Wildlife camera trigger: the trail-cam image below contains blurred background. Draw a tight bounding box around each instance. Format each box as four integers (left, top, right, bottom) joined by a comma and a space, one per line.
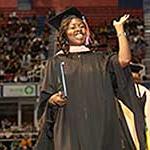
0, 0, 150, 149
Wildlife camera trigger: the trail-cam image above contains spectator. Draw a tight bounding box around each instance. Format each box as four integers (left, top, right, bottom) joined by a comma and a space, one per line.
34, 7, 145, 150
130, 63, 150, 149
0, 142, 7, 150
20, 135, 32, 150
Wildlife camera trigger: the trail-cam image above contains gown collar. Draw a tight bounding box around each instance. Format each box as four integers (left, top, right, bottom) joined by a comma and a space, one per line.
56, 45, 90, 55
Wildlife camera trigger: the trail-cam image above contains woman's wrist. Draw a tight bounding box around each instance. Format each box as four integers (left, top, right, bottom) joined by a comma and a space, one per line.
117, 32, 127, 37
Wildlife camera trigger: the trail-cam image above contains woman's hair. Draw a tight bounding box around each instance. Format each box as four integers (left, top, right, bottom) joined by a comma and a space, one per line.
56, 15, 99, 55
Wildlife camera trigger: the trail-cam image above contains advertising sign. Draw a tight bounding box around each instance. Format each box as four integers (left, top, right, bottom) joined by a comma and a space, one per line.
3, 84, 36, 97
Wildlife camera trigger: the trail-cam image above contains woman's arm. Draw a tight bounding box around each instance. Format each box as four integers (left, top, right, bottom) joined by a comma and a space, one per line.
113, 14, 131, 68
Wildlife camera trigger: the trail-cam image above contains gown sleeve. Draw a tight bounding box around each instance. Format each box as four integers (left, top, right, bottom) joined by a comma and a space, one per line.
108, 54, 146, 149
34, 58, 61, 150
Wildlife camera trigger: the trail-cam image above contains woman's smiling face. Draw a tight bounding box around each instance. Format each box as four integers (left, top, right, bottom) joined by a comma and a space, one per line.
66, 18, 87, 46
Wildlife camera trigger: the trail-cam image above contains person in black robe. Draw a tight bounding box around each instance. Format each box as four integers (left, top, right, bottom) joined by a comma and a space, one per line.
34, 7, 146, 150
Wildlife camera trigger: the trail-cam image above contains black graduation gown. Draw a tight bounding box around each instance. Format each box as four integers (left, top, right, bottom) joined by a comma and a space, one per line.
34, 51, 145, 150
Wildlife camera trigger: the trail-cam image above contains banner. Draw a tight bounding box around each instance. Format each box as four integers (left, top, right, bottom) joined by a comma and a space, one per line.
3, 84, 36, 97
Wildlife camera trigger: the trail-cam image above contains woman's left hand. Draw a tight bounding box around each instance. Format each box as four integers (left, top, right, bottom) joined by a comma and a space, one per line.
113, 14, 130, 32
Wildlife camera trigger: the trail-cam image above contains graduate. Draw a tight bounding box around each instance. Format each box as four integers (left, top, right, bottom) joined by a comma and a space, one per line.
34, 7, 146, 150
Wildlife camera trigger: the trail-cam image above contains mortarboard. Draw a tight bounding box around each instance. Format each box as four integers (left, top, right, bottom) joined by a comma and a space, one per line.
49, 7, 83, 30
130, 63, 144, 73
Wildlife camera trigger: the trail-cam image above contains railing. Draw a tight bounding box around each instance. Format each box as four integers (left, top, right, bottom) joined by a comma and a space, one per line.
0, 131, 38, 141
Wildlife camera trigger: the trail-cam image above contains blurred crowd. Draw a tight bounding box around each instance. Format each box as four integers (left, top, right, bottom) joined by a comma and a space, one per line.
0, 11, 148, 83
93, 16, 148, 63
0, 118, 37, 150
0, 134, 35, 150
0, 118, 36, 133
0, 11, 55, 83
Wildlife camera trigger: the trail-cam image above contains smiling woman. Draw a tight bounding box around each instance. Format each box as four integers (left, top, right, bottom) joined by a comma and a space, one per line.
56, 12, 98, 55
66, 18, 87, 46
34, 7, 146, 150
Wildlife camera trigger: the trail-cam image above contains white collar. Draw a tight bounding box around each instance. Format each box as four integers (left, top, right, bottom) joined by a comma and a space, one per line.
69, 45, 90, 53
56, 45, 90, 55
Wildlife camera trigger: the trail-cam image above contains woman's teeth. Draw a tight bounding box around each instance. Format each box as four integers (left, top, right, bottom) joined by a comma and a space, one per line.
75, 34, 83, 39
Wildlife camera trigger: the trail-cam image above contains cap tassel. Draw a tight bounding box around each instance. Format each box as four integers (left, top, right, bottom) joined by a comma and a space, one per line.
82, 16, 91, 45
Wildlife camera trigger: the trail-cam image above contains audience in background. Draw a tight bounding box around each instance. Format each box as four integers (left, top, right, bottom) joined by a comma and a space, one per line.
0, 118, 37, 150
0, 12, 53, 83
0, 12, 147, 83
0, 142, 7, 150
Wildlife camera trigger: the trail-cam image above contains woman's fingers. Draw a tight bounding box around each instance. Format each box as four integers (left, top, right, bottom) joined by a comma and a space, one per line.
49, 91, 68, 106
58, 91, 65, 98
120, 14, 130, 23
113, 14, 130, 25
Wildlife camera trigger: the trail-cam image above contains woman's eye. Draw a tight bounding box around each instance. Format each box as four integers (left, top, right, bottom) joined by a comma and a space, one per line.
69, 26, 75, 30
80, 25, 85, 28
80, 24, 85, 27
68, 24, 85, 30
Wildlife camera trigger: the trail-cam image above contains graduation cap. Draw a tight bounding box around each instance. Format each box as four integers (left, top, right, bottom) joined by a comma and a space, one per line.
49, 7, 83, 30
130, 63, 144, 73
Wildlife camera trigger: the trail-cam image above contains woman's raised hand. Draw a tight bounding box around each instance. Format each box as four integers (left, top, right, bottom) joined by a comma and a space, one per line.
113, 14, 130, 32
113, 14, 130, 26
